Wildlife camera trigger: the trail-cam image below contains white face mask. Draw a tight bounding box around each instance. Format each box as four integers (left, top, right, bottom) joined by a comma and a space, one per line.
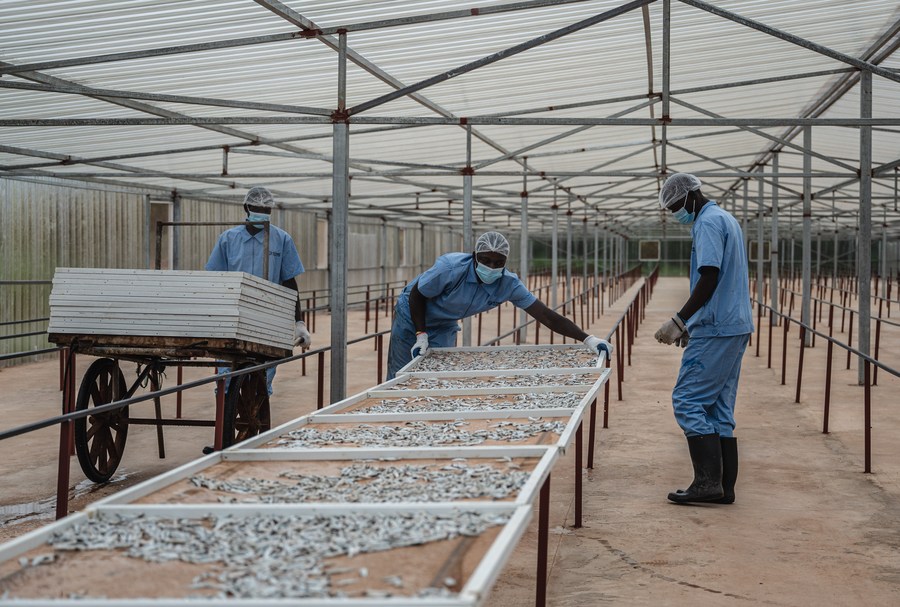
475, 262, 504, 284
672, 194, 695, 224
247, 211, 270, 224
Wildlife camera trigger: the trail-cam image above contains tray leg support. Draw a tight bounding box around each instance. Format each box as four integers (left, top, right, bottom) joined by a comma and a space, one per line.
536, 473, 551, 607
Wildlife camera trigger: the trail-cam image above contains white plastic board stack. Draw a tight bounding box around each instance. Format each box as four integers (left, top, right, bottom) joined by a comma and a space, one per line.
48, 268, 295, 350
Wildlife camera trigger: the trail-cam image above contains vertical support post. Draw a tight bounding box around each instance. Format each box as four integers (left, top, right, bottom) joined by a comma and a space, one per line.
864, 360, 872, 473
330, 30, 350, 403
742, 178, 749, 256
603, 229, 609, 311
376, 334, 384, 385
566, 201, 573, 306
176, 365, 183, 419
795, 326, 806, 403
770, 153, 780, 324
171, 193, 182, 271
661, 0, 670, 173
603, 354, 611, 428
823, 306, 834, 433
587, 397, 597, 469
462, 126, 474, 346
801, 126, 812, 346
551, 191, 559, 310
858, 70, 872, 385
213, 378, 226, 451
536, 474, 551, 607
519, 165, 529, 343
380, 219, 387, 299
593, 224, 599, 320
757, 169, 765, 305
55, 352, 76, 520
574, 423, 583, 529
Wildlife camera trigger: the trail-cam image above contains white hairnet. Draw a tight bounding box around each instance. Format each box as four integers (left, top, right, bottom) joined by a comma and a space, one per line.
475, 231, 510, 257
659, 173, 702, 209
244, 186, 275, 209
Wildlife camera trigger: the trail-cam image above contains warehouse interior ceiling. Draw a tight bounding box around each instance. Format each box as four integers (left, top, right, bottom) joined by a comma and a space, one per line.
1, 0, 899, 239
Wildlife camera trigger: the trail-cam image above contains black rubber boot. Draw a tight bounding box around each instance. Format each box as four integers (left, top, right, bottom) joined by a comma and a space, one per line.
710, 437, 738, 504
667, 433, 724, 504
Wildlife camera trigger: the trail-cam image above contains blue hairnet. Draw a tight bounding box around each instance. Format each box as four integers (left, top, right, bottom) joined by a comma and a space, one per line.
659, 173, 702, 209
244, 186, 275, 209
475, 231, 510, 257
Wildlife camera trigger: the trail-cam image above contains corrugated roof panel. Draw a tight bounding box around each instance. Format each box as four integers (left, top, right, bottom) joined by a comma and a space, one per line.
0, 0, 897, 232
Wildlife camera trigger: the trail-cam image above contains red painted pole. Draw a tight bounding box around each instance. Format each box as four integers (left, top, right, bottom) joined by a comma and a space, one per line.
574, 423, 583, 529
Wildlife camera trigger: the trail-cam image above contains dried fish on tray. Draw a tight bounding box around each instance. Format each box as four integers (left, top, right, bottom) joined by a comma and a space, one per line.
401, 345, 601, 374
0, 506, 524, 601
185, 461, 531, 504
272, 419, 568, 450
385, 372, 596, 391
346, 392, 585, 415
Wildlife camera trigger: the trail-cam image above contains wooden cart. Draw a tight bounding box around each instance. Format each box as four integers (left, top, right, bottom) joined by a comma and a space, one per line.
49, 333, 291, 483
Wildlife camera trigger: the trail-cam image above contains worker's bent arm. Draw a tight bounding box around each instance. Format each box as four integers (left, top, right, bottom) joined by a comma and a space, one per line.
408, 282, 428, 333
524, 300, 588, 342
281, 276, 303, 322
677, 266, 719, 321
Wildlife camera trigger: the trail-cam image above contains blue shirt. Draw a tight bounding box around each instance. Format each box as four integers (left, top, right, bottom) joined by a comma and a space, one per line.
205, 223, 304, 283
398, 252, 537, 330
688, 201, 753, 337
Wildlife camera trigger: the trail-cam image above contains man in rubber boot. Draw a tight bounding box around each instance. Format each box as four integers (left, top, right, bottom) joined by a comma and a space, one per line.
654, 173, 752, 505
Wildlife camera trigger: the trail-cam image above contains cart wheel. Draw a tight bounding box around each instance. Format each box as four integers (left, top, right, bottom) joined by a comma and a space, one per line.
74, 358, 129, 483
222, 369, 270, 448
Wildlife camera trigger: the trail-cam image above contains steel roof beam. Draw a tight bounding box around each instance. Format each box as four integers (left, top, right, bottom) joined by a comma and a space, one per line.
0, 80, 331, 116
0, 0, 596, 75
347, 0, 654, 116
7, 116, 899, 127
678, 0, 900, 84
669, 97, 860, 172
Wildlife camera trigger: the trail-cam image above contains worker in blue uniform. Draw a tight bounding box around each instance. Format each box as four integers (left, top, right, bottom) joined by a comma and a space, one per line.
206, 186, 310, 396
655, 173, 753, 505
387, 231, 613, 379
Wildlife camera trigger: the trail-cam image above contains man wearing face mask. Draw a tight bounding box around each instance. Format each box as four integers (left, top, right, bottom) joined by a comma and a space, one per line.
655, 173, 752, 505
386, 231, 612, 379
206, 186, 310, 397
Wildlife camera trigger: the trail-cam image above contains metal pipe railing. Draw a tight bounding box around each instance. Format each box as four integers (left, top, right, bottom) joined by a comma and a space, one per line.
751, 297, 899, 474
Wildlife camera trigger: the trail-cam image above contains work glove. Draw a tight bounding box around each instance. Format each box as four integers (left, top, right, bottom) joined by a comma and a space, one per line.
675, 330, 690, 348
583, 335, 613, 357
293, 320, 311, 348
411, 331, 430, 359
655, 314, 686, 345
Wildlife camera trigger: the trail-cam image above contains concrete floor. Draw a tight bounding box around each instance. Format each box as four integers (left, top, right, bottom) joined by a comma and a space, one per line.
2, 276, 899, 605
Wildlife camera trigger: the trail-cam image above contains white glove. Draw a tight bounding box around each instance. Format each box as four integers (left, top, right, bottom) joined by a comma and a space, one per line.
411, 332, 430, 359
655, 315, 686, 345
293, 321, 311, 348
676, 331, 690, 348
583, 335, 613, 357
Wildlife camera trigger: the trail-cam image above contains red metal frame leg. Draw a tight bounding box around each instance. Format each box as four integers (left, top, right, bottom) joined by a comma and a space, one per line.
536, 474, 551, 607
214, 378, 226, 451
575, 423, 583, 528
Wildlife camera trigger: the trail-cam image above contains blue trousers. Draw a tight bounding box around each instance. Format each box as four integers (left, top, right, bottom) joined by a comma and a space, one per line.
386, 309, 458, 380
672, 334, 749, 437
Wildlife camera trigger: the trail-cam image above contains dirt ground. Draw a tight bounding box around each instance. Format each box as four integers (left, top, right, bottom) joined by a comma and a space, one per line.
2, 276, 899, 605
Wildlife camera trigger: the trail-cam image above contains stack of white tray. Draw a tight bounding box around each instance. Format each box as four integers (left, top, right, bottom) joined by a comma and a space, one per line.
48, 268, 295, 350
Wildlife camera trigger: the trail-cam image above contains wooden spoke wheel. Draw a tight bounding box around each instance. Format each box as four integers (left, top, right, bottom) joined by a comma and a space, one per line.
74, 358, 129, 483
222, 368, 271, 448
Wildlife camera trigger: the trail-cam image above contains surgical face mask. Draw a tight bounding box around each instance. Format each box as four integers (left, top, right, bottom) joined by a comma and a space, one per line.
475, 262, 504, 284
672, 194, 695, 224
247, 212, 270, 224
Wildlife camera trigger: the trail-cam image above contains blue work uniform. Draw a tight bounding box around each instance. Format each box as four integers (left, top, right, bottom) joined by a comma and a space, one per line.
672, 201, 753, 437
206, 223, 304, 395
386, 253, 537, 379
